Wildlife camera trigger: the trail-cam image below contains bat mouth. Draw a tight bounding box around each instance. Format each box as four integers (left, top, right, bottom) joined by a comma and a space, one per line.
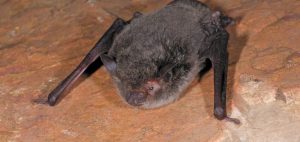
125, 92, 147, 106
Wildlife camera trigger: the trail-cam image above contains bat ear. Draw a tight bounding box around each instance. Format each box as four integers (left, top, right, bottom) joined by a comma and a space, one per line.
101, 54, 117, 74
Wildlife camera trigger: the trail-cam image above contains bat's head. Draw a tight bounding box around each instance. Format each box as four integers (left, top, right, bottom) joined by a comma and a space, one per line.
101, 53, 190, 109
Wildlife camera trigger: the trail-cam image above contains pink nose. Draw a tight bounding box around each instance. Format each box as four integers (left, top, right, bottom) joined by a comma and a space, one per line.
126, 92, 146, 106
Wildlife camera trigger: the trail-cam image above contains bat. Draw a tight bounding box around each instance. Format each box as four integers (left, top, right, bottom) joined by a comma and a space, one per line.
47, 0, 240, 124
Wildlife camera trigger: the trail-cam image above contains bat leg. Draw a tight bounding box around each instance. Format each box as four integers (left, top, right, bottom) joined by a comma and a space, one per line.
47, 18, 127, 106
209, 32, 240, 124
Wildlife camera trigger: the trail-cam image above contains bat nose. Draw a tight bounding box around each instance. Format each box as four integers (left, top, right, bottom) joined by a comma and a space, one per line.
126, 92, 146, 106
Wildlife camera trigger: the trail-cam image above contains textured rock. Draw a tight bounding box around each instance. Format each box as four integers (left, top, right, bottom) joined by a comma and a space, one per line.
0, 0, 299, 142
222, 0, 300, 141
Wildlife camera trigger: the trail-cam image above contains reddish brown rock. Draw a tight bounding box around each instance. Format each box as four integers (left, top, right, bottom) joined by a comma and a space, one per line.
224, 0, 300, 141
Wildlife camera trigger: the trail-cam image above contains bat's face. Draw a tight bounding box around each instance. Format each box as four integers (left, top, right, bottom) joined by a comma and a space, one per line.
101, 54, 186, 109
114, 77, 164, 108
112, 63, 174, 109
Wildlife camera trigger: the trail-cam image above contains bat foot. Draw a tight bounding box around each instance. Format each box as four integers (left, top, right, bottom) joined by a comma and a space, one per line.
214, 107, 241, 125
224, 117, 241, 125
32, 98, 48, 105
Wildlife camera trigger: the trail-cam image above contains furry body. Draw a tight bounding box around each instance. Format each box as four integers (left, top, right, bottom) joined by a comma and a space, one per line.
110, 0, 223, 108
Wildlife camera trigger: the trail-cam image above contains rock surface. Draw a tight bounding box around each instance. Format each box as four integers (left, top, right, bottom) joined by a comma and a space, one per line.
0, 0, 299, 142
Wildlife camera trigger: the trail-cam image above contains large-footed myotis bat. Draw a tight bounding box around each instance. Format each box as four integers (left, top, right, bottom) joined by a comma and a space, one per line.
47, 0, 239, 124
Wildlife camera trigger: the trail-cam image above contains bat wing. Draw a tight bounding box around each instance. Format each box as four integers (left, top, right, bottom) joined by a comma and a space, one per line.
47, 18, 127, 106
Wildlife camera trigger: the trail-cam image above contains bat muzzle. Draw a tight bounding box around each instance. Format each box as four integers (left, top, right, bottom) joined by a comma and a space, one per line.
126, 91, 147, 106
